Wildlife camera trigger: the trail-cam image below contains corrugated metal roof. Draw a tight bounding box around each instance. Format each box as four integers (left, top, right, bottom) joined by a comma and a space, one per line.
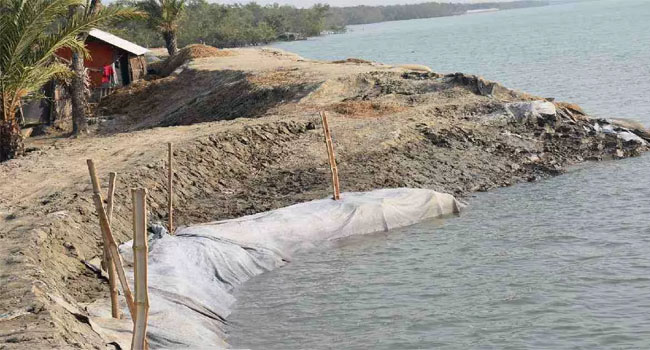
88, 28, 148, 56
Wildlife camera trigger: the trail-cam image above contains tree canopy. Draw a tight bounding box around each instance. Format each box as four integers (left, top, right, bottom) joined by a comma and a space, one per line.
110, 0, 335, 48
138, 0, 186, 54
108, 1, 547, 49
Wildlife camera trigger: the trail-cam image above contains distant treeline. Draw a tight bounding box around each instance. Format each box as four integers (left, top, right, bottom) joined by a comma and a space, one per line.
109, 0, 548, 49
328, 1, 549, 26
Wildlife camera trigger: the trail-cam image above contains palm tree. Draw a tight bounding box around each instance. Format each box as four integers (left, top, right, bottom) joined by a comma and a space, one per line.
0, 0, 139, 161
139, 0, 186, 56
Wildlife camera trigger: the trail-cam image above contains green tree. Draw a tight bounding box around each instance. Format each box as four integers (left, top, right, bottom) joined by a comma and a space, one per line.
109, 2, 337, 49
139, 0, 186, 55
0, 0, 138, 161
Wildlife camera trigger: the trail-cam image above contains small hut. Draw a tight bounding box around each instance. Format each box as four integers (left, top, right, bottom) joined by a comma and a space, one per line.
56, 28, 149, 98
22, 29, 148, 125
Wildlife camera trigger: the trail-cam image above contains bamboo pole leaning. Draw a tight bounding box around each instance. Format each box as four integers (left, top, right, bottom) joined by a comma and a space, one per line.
87, 160, 136, 320
105, 172, 121, 319
167, 142, 174, 234
320, 111, 341, 200
131, 188, 150, 350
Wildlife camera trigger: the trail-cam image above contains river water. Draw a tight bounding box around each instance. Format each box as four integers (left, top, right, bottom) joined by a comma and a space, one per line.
228, 1, 650, 349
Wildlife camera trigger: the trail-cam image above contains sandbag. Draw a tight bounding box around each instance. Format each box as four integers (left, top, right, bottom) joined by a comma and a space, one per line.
87, 188, 462, 349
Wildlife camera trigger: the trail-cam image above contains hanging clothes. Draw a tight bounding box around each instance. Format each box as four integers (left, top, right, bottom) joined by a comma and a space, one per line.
101, 65, 113, 83
111, 62, 119, 87
101, 65, 114, 87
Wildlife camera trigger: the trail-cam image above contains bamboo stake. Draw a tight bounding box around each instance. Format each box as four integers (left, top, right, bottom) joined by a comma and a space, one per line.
320, 112, 341, 200
131, 188, 149, 350
106, 172, 117, 220
105, 172, 121, 319
93, 193, 135, 318
87, 160, 136, 320
167, 142, 174, 234
92, 193, 136, 319
87, 159, 102, 194
88, 162, 121, 318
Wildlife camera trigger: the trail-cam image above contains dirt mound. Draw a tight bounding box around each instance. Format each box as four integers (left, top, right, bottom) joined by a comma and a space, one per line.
98, 69, 319, 133
97, 66, 545, 135
152, 44, 235, 76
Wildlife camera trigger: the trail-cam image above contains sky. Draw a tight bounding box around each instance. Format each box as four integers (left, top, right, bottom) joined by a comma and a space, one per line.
216, 0, 504, 7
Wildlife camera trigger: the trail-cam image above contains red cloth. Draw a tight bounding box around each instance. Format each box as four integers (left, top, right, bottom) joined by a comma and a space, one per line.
102, 65, 114, 84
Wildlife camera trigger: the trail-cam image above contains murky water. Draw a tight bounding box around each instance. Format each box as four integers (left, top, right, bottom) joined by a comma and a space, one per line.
229, 158, 650, 349
228, 1, 650, 348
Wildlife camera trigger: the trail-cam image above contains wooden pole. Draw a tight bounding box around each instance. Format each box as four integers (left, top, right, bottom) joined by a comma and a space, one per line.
87, 159, 102, 194
106, 172, 117, 220
320, 112, 341, 200
105, 172, 121, 319
88, 161, 121, 319
87, 160, 136, 320
131, 188, 149, 350
167, 142, 174, 234
92, 194, 136, 320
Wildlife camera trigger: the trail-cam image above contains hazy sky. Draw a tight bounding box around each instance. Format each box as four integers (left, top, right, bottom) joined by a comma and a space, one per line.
216, 0, 494, 7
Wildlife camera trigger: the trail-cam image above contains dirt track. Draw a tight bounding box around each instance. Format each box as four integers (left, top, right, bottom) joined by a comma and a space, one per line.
1, 48, 648, 349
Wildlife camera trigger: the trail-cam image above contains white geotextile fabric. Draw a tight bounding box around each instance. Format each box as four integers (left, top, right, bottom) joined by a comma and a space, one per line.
87, 188, 462, 349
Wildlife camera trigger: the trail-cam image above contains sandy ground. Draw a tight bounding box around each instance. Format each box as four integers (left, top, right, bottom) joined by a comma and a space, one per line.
1, 48, 648, 349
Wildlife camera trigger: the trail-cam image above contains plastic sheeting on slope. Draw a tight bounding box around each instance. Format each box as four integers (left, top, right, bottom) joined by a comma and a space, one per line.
86, 188, 463, 349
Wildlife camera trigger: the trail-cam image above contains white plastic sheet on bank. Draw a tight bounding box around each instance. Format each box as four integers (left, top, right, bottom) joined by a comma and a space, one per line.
86, 188, 463, 349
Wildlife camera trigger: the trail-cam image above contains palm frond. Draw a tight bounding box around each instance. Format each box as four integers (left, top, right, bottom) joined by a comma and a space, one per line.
138, 0, 185, 32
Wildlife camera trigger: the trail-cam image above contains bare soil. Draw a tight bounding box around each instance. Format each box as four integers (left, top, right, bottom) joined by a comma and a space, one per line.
1, 48, 648, 349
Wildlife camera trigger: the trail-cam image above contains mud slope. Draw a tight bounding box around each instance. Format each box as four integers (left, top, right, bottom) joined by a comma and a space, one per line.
1, 48, 648, 349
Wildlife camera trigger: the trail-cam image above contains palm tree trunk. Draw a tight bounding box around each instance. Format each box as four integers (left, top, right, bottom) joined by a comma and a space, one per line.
71, 51, 88, 135
0, 106, 23, 162
70, 0, 101, 136
163, 31, 178, 56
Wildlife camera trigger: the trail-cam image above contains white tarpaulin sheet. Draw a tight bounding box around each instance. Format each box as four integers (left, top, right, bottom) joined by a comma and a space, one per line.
86, 188, 462, 349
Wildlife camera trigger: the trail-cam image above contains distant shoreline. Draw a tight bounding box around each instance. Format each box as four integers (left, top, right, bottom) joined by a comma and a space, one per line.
466, 8, 500, 15
326, 1, 549, 28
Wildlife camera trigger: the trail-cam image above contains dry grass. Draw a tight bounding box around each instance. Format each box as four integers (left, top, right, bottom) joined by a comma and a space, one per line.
555, 101, 586, 115
154, 44, 235, 76
248, 70, 304, 87
331, 100, 407, 118
148, 47, 170, 58
332, 58, 374, 65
